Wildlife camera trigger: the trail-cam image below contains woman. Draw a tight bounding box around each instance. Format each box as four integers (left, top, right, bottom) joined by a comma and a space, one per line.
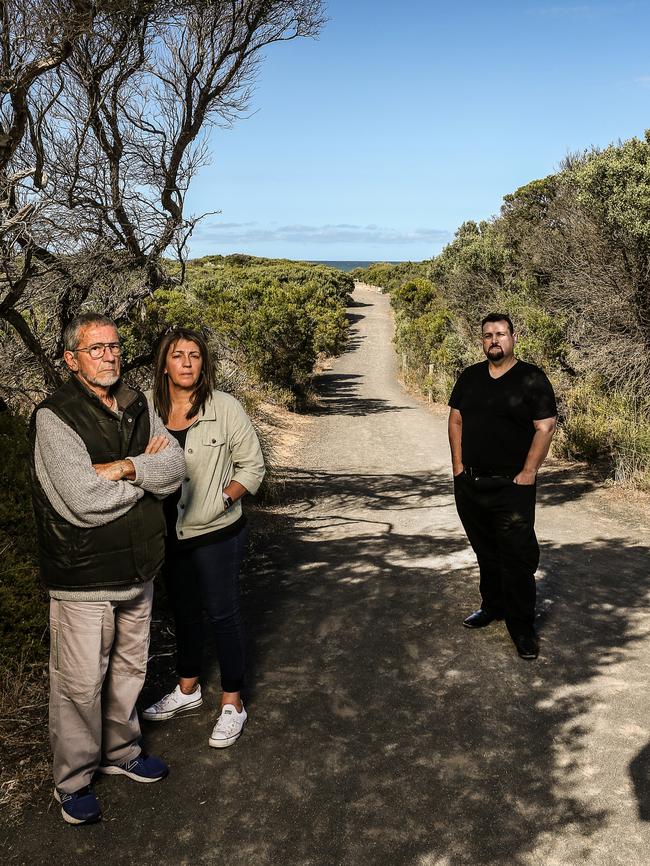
143, 328, 265, 748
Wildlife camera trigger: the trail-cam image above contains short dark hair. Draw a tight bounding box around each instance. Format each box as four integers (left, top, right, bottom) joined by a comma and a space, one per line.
481, 312, 514, 334
63, 313, 117, 351
152, 327, 217, 424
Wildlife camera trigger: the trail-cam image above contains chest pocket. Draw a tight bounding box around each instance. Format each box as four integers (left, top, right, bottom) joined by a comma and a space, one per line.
201, 432, 226, 449
197, 431, 230, 489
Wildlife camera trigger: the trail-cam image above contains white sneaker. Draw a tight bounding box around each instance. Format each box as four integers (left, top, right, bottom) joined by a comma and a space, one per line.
208, 703, 247, 748
142, 684, 203, 721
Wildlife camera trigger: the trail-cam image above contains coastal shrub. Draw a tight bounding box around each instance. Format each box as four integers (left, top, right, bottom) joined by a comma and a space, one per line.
117, 256, 350, 399
203, 280, 336, 391
429, 221, 512, 325
186, 255, 354, 305
391, 278, 440, 318
153, 269, 349, 394
350, 261, 431, 293
395, 309, 452, 369
394, 308, 469, 401
558, 382, 650, 488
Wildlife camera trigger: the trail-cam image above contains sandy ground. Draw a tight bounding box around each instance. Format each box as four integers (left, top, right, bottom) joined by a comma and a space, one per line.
4, 283, 650, 866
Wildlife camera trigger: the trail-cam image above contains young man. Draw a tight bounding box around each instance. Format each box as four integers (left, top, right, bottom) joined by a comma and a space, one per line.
448, 313, 557, 659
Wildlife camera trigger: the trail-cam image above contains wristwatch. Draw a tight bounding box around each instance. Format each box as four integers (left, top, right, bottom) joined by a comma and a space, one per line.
222, 493, 233, 510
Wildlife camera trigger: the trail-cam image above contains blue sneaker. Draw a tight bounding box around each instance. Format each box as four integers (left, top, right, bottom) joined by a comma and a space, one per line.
97, 753, 169, 783
54, 785, 102, 825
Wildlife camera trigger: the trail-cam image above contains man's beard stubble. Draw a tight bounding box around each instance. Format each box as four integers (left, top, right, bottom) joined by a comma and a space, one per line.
81, 369, 120, 388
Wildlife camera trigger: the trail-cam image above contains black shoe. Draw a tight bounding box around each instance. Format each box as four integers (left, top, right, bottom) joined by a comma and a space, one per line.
513, 633, 539, 660
462, 609, 502, 629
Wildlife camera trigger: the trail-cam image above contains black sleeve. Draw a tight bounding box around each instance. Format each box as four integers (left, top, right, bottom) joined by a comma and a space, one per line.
529, 369, 557, 420
448, 372, 464, 409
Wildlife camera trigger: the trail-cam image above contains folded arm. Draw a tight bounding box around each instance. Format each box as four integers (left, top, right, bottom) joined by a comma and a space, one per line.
34, 409, 144, 528
97, 402, 185, 498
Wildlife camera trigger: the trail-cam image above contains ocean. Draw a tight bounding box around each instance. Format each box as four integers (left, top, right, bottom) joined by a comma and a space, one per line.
308, 260, 403, 272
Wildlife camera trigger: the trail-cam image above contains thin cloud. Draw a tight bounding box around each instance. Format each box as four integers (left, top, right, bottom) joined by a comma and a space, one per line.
634, 75, 650, 89
194, 221, 452, 246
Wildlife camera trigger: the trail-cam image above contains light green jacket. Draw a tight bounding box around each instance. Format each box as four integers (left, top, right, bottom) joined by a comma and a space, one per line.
147, 389, 265, 541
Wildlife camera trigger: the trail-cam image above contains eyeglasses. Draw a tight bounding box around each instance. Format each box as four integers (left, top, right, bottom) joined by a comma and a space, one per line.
73, 343, 122, 360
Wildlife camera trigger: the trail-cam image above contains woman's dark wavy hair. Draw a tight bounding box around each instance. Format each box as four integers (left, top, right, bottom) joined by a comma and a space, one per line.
153, 328, 217, 424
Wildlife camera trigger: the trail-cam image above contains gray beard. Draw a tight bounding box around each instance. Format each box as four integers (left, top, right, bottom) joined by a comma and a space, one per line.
81, 371, 120, 388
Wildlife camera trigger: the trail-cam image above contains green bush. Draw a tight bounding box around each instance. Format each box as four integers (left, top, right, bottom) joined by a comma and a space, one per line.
396, 309, 452, 368
558, 382, 650, 488
350, 261, 431, 293
394, 306, 471, 402
186, 255, 354, 305
391, 278, 440, 318
148, 257, 350, 395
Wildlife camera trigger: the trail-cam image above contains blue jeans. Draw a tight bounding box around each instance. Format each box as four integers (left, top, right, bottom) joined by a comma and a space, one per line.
163, 526, 248, 693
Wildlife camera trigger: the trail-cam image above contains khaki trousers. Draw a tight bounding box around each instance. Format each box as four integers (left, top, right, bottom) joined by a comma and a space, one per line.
49, 582, 153, 793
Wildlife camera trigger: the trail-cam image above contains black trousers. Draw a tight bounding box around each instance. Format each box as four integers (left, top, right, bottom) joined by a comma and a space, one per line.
453, 472, 539, 635
163, 525, 248, 693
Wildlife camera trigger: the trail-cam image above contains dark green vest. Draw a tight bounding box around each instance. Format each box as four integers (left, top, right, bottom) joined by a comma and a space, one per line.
29, 376, 165, 591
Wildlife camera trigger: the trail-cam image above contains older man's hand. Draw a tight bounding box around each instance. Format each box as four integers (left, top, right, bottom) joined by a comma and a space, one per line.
93, 459, 134, 481
92, 437, 170, 481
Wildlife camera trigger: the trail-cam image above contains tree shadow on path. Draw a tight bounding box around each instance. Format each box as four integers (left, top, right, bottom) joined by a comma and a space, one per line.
227, 467, 650, 866
10, 472, 650, 866
312, 373, 416, 417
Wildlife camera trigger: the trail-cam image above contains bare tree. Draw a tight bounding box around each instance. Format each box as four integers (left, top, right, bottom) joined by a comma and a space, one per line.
0, 0, 324, 398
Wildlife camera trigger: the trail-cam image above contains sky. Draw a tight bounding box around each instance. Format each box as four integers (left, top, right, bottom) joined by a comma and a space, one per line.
186, 0, 650, 262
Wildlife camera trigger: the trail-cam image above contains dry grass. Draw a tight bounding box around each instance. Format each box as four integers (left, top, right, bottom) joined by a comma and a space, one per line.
0, 653, 49, 822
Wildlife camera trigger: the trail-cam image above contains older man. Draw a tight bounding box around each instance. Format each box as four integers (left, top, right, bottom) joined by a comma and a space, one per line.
448, 313, 557, 660
29, 312, 185, 825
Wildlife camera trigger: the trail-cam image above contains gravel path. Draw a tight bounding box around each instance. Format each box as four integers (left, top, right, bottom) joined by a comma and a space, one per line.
5, 283, 650, 866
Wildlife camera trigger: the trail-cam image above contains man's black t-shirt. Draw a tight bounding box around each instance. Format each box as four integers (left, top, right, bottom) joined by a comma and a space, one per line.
448, 360, 557, 474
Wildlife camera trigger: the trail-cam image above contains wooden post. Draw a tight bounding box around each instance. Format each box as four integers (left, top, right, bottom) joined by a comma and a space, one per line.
428, 363, 434, 402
